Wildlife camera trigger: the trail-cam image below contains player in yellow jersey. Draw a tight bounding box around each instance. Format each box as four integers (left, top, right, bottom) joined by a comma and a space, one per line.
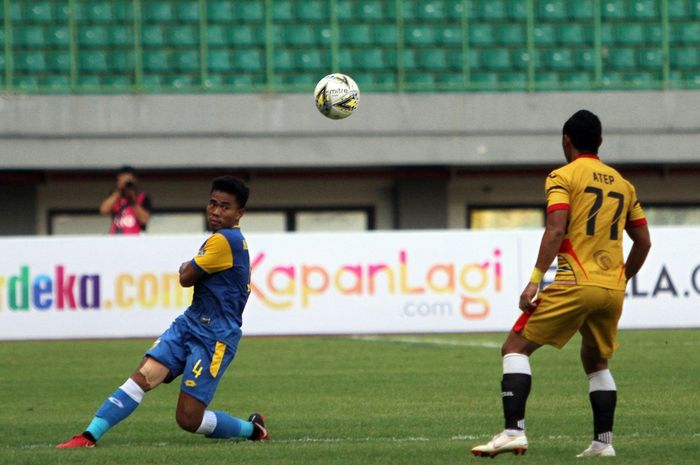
472, 110, 651, 458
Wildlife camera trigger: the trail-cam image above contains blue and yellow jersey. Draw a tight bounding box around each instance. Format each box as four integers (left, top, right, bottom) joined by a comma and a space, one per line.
545, 154, 647, 290
184, 227, 250, 343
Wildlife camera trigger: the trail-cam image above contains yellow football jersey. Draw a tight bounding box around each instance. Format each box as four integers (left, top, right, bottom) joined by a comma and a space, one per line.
545, 154, 647, 290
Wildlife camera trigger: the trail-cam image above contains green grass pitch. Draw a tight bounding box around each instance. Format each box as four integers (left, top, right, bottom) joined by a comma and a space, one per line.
1, 329, 698, 465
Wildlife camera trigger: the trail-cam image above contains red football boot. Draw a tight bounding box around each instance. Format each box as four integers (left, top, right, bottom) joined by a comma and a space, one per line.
56, 434, 96, 449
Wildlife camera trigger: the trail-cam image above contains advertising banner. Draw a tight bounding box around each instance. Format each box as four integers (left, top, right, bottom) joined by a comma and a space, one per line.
0, 227, 698, 340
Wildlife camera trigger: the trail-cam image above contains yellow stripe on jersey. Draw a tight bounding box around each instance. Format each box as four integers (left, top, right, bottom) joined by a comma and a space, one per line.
210, 341, 227, 378
194, 233, 233, 274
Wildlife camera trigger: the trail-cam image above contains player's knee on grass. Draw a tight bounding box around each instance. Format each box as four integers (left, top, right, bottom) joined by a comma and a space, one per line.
175, 405, 204, 433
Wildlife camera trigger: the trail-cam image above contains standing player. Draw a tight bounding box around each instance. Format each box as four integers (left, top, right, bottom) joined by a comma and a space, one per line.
471, 110, 651, 458
57, 176, 269, 448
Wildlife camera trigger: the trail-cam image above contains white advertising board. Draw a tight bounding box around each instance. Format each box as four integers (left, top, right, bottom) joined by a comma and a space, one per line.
0, 227, 698, 340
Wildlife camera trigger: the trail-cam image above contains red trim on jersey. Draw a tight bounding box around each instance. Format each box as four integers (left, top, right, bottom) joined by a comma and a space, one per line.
575, 153, 599, 160
626, 218, 648, 228
512, 299, 540, 333
547, 203, 570, 213
559, 238, 589, 279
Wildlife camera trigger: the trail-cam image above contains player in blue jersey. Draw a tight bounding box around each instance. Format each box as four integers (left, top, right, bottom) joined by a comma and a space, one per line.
57, 176, 269, 448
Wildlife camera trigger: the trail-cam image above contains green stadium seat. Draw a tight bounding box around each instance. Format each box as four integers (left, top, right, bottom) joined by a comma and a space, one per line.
173, 50, 200, 71
447, 49, 477, 69
337, 49, 353, 68
563, 72, 592, 84
206, 25, 226, 46
232, 49, 263, 71
371, 72, 397, 85
602, 0, 626, 19
14, 27, 45, 47
575, 48, 597, 69
336, 0, 353, 20
24, 1, 52, 22
43, 75, 71, 88
684, 72, 700, 87
535, 72, 560, 86
481, 49, 511, 70
400, 49, 417, 69
342, 24, 372, 45
228, 25, 263, 46
78, 75, 101, 86
405, 26, 436, 46
600, 23, 614, 44
629, 0, 658, 19
143, 2, 174, 22
175, 1, 199, 21
108, 26, 132, 46
400, 1, 416, 20
167, 25, 198, 46
668, 0, 687, 18
615, 23, 644, 45
142, 25, 165, 46
607, 48, 636, 69
439, 25, 462, 45
203, 74, 224, 87
355, 48, 385, 69
638, 48, 664, 68
142, 50, 169, 71
164, 75, 194, 88
78, 26, 109, 47
478, 1, 506, 20
676, 23, 700, 44
558, 24, 590, 44
272, 1, 294, 21
437, 72, 464, 86
512, 49, 531, 69
228, 74, 264, 87
15, 52, 46, 72
47, 26, 70, 47
296, 49, 326, 70
416, 1, 446, 20
569, 0, 594, 19
471, 72, 499, 86
13, 76, 40, 89
235, 1, 264, 21
417, 49, 448, 70
469, 24, 494, 46
624, 72, 657, 88
46, 51, 71, 72
670, 47, 699, 68
499, 23, 525, 45
357, 0, 386, 20
373, 24, 397, 45
207, 49, 230, 71
272, 50, 293, 71
79, 51, 108, 72
109, 51, 134, 72
508, 0, 528, 20
533, 24, 556, 45
538, 0, 566, 20
317, 26, 332, 45
86, 2, 114, 22
500, 72, 528, 87
207, 1, 233, 22
447, 0, 472, 19
103, 75, 133, 87
645, 24, 662, 43
113, 1, 134, 20
283, 73, 317, 86
281, 25, 316, 45
405, 72, 435, 86
543, 49, 574, 69
141, 75, 163, 87
297, 1, 327, 21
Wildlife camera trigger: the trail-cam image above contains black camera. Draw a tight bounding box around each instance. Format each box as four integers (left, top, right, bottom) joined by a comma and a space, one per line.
124, 180, 135, 189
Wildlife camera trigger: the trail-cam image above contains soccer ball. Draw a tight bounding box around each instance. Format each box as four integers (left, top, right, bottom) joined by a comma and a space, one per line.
314, 73, 360, 120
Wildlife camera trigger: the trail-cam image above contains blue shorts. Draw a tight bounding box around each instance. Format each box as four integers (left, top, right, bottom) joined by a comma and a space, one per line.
145, 314, 241, 406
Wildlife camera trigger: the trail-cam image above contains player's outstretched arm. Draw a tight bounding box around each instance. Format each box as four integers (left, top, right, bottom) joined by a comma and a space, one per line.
624, 224, 651, 281
179, 261, 203, 287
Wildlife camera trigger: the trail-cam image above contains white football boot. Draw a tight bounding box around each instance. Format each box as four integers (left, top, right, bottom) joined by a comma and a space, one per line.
576, 440, 616, 457
472, 431, 528, 457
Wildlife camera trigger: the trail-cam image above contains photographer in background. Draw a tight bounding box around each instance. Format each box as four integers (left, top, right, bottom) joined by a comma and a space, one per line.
100, 165, 152, 234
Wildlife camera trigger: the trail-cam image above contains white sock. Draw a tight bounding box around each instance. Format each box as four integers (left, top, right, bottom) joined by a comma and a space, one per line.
195, 410, 218, 435
588, 369, 616, 392
120, 378, 145, 403
503, 353, 531, 375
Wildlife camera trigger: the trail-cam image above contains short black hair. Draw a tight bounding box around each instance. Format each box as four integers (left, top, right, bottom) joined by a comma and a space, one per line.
211, 176, 249, 208
118, 165, 136, 176
563, 109, 602, 153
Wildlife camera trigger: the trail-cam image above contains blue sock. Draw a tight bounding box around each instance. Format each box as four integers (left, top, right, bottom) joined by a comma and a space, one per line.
85, 380, 143, 441
206, 411, 254, 439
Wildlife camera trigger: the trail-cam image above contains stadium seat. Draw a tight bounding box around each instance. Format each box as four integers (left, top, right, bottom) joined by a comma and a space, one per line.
235, 1, 264, 21
297, 1, 327, 21
24, 1, 52, 22
47, 26, 70, 47
103, 75, 132, 87
558, 24, 590, 45
272, 1, 294, 21
512, 49, 531, 69
470, 72, 499, 86
86, 2, 114, 22
113, 1, 134, 20
533, 24, 556, 45
175, 1, 199, 22
645, 24, 662, 43
79, 51, 108, 73
447, 49, 476, 69
207, 1, 234, 22
281, 25, 316, 46
615, 23, 645, 45
78, 26, 109, 47
602, 0, 626, 19
535, 72, 560, 86
562, 71, 593, 86
78, 75, 102, 86
405, 26, 436, 46
15, 51, 46, 72
342, 24, 372, 45
638, 48, 664, 68
676, 23, 700, 44
400, 1, 416, 20
13, 76, 40, 89
538, 0, 567, 20
43, 75, 71, 88
371, 72, 397, 85
142, 50, 169, 71
481, 49, 512, 70
143, 2, 174, 22
416, 1, 446, 20
14, 26, 45, 48
447, 0, 471, 19
164, 74, 194, 88
405, 72, 435, 86
417, 49, 448, 70
373, 24, 397, 45
206, 25, 226, 46
172, 50, 200, 72
232, 50, 264, 71
670, 47, 699, 68
141, 75, 163, 87
508, 0, 528, 20
469, 24, 494, 46
629, 0, 658, 19
569, 0, 594, 19
296, 49, 326, 70
478, 1, 506, 20
109, 51, 135, 72
499, 23, 525, 45
108, 26, 132, 46
142, 25, 165, 46
668, 0, 687, 18
439, 25, 462, 45
46, 51, 71, 72
272, 50, 294, 71
575, 48, 597, 69
607, 48, 637, 69
357, 0, 386, 20
167, 25, 198, 46
624, 72, 657, 88
207, 49, 230, 71
543, 49, 574, 69
355, 48, 386, 69
228, 25, 263, 46
600, 23, 614, 45
691, 1, 700, 19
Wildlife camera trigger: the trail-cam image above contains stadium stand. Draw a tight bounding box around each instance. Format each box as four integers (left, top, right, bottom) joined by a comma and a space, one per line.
1, 0, 699, 92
